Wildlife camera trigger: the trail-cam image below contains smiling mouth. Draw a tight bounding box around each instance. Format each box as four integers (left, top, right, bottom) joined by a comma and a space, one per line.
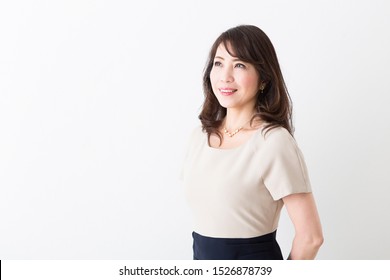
219, 88, 237, 96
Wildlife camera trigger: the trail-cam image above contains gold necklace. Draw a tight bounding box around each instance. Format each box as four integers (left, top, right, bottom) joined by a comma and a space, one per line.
224, 127, 242, 137
223, 118, 253, 137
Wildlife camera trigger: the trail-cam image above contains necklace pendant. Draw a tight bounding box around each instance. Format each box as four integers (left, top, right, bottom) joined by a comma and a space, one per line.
223, 116, 254, 138
224, 127, 242, 137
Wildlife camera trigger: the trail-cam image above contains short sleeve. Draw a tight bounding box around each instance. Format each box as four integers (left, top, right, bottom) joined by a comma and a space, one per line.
260, 127, 312, 200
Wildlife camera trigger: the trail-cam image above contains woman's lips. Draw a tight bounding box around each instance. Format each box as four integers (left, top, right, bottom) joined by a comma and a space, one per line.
219, 88, 237, 96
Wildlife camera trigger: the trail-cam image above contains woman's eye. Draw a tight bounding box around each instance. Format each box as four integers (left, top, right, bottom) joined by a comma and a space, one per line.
214, 61, 222, 67
235, 63, 246, 69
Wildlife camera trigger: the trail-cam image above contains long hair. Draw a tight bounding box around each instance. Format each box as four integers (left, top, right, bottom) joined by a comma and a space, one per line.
199, 25, 293, 146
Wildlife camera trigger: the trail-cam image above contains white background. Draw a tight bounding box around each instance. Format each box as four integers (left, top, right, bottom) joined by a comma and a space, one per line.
0, 0, 389, 259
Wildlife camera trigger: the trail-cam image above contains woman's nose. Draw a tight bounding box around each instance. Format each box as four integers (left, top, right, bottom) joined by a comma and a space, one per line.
220, 67, 234, 83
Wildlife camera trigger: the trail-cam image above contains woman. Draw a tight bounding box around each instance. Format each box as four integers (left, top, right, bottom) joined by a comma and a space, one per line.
181, 25, 323, 260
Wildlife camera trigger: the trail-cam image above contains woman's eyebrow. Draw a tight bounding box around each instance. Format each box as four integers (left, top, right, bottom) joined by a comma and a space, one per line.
214, 56, 241, 62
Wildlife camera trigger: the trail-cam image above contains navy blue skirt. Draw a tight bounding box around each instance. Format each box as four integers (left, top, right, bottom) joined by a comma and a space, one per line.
192, 230, 283, 260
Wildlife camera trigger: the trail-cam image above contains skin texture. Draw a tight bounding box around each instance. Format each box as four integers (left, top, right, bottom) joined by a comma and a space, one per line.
210, 43, 324, 259
283, 193, 324, 259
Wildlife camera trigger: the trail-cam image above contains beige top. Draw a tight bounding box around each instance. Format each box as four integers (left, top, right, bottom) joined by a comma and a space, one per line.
181, 125, 312, 238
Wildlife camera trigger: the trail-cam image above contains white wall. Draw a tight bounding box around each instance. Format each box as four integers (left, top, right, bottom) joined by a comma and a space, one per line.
0, 0, 389, 259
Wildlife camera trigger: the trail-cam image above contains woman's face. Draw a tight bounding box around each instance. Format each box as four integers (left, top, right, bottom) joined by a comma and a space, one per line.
210, 43, 260, 111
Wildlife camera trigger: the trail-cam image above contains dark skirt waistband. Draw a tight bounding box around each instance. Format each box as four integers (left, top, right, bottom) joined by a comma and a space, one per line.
192, 230, 283, 260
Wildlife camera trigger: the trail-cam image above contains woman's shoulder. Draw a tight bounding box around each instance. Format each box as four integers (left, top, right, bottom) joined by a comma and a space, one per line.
190, 124, 204, 138
256, 125, 297, 151
261, 125, 293, 141
185, 124, 205, 147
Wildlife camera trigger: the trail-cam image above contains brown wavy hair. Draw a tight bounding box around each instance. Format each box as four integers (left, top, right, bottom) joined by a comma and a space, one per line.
199, 25, 293, 146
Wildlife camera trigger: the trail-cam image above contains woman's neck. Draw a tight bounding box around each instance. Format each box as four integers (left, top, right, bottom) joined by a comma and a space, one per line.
223, 109, 259, 131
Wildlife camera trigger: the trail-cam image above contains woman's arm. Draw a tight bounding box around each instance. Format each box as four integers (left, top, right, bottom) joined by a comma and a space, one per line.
282, 192, 324, 260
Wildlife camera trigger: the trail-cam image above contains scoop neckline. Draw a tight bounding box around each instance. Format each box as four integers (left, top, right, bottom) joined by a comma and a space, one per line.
205, 125, 264, 151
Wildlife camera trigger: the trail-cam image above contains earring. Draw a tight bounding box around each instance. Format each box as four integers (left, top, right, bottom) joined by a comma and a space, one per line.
260, 84, 265, 94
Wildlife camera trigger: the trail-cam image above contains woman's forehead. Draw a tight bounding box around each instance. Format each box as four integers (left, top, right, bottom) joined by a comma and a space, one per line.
215, 41, 238, 58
